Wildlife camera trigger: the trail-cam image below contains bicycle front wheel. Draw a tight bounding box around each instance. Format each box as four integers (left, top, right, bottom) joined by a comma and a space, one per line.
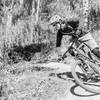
71, 60, 100, 94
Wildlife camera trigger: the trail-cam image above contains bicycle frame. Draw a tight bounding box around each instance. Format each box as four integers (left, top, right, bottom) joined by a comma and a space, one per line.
60, 33, 100, 76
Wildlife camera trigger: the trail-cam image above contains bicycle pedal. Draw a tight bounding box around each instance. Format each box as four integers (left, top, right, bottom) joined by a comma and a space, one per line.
57, 58, 62, 62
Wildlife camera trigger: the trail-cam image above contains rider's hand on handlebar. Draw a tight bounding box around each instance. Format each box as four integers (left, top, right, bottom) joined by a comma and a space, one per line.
75, 29, 82, 36
57, 54, 67, 62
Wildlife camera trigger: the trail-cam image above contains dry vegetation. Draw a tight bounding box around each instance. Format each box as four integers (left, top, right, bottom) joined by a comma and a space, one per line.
0, 0, 100, 62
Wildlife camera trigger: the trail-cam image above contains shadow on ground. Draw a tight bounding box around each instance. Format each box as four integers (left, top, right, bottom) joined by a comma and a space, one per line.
50, 72, 100, 97
7, 42, 53, 64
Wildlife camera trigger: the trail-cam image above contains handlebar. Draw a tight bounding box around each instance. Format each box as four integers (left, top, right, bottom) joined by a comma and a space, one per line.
65, 30, 76, 35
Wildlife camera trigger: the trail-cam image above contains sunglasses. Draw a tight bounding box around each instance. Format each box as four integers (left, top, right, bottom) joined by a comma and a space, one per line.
52, 22, 60, 26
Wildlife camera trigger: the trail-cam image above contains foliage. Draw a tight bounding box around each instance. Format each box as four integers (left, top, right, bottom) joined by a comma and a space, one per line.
0, 0, 100, 63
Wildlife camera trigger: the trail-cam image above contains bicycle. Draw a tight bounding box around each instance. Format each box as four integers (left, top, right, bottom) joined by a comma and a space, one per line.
55, 30, 100, 94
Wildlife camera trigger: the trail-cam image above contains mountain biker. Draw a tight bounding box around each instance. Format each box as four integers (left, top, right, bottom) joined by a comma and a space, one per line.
49, 15, 100, 59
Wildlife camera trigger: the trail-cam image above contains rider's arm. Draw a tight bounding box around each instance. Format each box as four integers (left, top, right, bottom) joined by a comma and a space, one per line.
56, 30, 63, 47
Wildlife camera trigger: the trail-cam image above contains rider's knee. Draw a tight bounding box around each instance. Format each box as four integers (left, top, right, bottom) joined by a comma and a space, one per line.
92, 47, 100, 58
92, 47, 99, 53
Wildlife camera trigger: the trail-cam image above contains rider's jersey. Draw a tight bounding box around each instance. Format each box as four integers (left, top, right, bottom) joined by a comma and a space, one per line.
56, 20, 81, 47
56, 20, 98, 51
59, 20, 79, 34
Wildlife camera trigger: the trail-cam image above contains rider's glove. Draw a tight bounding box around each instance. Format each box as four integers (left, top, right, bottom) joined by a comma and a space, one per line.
75, 29, 82, 37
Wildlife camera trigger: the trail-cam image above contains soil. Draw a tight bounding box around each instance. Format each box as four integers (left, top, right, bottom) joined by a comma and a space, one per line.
0, 61, 69, 100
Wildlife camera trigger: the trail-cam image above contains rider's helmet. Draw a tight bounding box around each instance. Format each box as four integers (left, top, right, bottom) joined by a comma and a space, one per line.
49, 15, 62, 25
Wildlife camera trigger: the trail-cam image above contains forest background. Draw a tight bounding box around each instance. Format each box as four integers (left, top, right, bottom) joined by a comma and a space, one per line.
1, 1, 100, 100
0, 0, 100, 64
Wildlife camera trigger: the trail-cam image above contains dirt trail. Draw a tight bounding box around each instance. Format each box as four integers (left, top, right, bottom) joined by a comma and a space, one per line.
0, 62, 69, 100
36, 61, 100, 100
0, 61, 100, 100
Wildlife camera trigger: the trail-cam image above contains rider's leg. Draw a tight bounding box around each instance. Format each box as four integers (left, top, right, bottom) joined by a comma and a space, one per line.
78, 33, 99, 50
78, 33, 100, 59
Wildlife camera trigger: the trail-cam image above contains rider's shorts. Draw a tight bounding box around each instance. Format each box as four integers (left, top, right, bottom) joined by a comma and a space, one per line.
78, 33, 99, 50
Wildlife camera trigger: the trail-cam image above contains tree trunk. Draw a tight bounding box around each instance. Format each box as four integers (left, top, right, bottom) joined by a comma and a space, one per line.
5, 11, 12, 45
35, 0, 40, 24
20, 0, 24, 7
82, 0, 89, 31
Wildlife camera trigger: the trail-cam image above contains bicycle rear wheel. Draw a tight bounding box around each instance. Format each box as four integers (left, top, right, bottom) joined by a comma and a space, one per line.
71, 60, 100, 94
